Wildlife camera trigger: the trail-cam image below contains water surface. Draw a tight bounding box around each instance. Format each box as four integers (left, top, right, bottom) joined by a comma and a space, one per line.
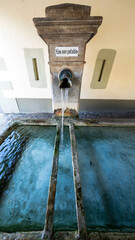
53, 127, 77, 231
75, 126, 135, 231
0, 126, 56, 232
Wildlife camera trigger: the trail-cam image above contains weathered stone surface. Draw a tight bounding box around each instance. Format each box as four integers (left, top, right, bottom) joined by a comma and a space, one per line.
69, 124, 87, 239
54, 108, 78, 117
43, 125, 60, 240
1, 232, 135, 240
50, 62, 84, 115
45, 3, 91, 20
0, 231, 43, 240
99, 232, 135, 240
33, 4, 103, 114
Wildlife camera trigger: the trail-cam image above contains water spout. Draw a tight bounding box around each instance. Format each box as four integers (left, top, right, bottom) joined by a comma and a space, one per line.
58, 69, 72, 89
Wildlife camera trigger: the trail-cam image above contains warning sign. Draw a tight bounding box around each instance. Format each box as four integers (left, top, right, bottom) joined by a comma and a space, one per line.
55, 47, 79, 57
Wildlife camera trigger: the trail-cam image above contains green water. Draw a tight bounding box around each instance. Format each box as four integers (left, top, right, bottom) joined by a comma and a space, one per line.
2, 124, 134, 233
0, 126, 56, 232
75, 126, 135, 232
53, 127, 77, 231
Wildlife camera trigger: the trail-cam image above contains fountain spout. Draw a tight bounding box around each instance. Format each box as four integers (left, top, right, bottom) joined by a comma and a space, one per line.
58, 69, 72, 89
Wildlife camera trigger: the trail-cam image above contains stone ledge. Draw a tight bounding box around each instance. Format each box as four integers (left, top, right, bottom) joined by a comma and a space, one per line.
1, 232, 135, 240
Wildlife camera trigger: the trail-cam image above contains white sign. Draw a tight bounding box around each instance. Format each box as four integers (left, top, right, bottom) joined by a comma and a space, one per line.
55, 47, 79, 57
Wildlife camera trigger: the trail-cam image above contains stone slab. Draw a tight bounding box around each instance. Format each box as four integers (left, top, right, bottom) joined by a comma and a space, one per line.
45, 3, 91, 20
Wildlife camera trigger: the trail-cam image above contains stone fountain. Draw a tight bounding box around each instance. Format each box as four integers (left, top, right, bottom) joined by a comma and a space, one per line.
33, 3, 103, 116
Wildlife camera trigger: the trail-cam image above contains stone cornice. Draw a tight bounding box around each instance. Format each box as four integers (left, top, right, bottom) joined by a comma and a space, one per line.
33, 17, 103, 43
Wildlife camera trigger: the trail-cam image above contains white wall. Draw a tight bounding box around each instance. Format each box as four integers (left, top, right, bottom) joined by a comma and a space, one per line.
0, 0, 135, 112
0, 0, 51, 101
82, 0, 135, 100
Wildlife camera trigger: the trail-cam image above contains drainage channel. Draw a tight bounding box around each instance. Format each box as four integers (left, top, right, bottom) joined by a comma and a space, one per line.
42, 123, 87, 240
69, 124, 87, 240
42, 124, 60, 239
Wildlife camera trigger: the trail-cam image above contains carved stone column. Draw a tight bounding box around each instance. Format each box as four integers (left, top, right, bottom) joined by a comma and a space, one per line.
33, 3, 103, 116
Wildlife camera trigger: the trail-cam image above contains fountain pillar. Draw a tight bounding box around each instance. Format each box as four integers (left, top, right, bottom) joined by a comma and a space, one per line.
33, 3, 103, 116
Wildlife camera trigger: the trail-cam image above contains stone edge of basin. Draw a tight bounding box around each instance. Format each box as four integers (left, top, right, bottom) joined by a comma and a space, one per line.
1, 232, 135, 240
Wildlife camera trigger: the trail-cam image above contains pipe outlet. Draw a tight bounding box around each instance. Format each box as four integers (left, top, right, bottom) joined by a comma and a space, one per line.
58, 68, 72, 89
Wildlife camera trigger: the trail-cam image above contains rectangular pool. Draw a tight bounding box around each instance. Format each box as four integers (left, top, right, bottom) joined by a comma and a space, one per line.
75, 126, 135, 231
0, 125, 56, 232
